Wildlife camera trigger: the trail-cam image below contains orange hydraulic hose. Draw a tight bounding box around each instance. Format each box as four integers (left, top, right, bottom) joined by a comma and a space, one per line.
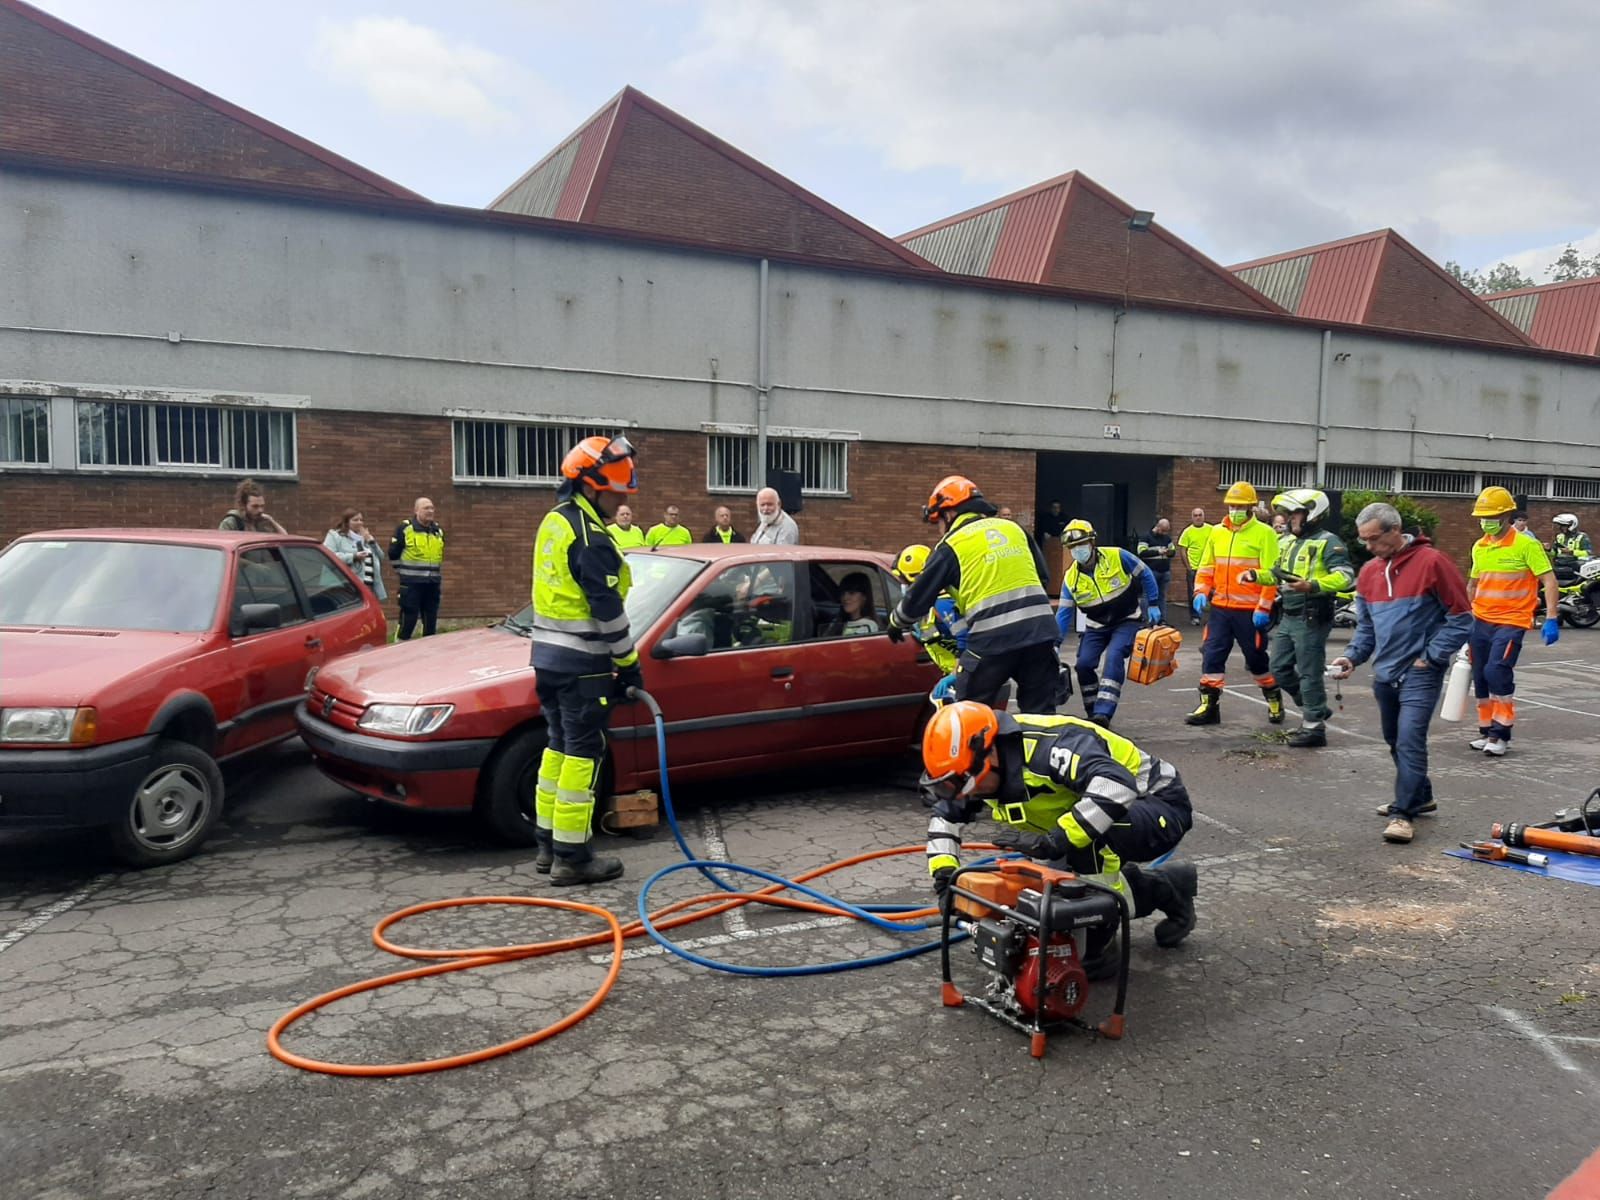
268, 843, 979, 1077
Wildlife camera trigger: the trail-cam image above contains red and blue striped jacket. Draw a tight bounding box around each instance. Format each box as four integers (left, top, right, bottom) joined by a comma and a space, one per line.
1346, 535, 1471, 684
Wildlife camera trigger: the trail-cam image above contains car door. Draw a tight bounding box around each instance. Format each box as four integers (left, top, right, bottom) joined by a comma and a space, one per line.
279, 543, 384, 661
636, 560, 812, 780
219, 546, 317, 756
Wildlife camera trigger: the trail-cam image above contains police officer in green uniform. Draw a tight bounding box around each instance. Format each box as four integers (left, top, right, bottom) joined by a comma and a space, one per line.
530, 436, 642, 885
388, 497, 444, 640
920, 700, 1199, 976
1259, 489, 1355, 747
889, 476, 1058, 712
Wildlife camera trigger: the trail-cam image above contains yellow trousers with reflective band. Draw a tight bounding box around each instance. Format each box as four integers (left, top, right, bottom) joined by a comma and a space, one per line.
536, 748, 600, 846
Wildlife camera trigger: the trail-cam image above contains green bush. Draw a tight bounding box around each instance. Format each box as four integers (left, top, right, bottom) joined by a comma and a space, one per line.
1340, 491, 1441, 568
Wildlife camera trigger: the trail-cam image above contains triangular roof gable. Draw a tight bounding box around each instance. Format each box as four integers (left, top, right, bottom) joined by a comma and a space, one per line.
490, 87, 934, 271
1485, 277, 1600, 356
1232, 229, 1534, 346
0, 0, 421, 200
898, 171, 1283, 314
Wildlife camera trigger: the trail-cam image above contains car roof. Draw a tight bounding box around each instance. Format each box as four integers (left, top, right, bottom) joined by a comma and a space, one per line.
12, 528, 322, 548
626, 543, 894, 567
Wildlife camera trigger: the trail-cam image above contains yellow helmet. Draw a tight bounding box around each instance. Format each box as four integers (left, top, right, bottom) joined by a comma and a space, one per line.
1224, 481, 1258, 506
894, 544, 931, 583
1472, 485, 1516, 518
1062, 519, 1096, 546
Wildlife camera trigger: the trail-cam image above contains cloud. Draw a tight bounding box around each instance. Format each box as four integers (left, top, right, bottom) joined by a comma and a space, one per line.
1492, 229, 1600, 282
313, 16, 523, 131
670, 0, 1600, 264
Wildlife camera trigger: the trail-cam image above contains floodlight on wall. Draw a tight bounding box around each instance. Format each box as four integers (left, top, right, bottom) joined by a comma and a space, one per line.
1128, 210, 1155, 230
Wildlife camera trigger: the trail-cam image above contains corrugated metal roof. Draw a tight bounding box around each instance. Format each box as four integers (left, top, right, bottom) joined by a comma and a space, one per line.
1486, 292, 1540, 334
903, 206, 1003, 275
988, 185, 1069, 283
1299, 235, 1387, 323
1236, 254, 1313, 310
493, 136, 580, 219
557, 105, 616, 221
1486, 278, 1600, 355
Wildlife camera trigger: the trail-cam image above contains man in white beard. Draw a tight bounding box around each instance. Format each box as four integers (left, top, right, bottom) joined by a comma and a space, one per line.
750, 487, 800, 545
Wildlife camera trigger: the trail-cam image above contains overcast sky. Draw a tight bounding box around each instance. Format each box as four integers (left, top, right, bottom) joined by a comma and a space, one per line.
37, 0, 1600, 280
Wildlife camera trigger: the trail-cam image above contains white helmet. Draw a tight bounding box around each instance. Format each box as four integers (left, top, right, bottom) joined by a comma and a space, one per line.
1271, 488, 1330, 525
1553, 513, 1579, 531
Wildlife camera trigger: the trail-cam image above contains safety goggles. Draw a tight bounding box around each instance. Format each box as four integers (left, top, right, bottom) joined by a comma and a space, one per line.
600, 435, 636, 464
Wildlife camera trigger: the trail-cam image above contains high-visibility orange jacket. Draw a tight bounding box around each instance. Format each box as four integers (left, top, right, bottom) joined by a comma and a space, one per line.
1194, 516, 1279, 612
1470, 529, 1552, 627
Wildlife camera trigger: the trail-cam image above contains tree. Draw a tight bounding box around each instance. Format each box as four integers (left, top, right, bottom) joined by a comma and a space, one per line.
1444, 260, 1483, 293
1547, 243, 1600, 283
1445, 260, 1534, 295
1340, 491, 1441, 569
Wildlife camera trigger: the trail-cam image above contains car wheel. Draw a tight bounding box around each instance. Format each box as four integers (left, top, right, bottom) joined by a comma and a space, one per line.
475, 726, 618, 846
105, 740, 224, 868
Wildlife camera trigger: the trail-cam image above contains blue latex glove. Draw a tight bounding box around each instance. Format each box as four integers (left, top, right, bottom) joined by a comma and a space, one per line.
1252, 609, 1272, 630
1149, 606, 1163, 625
931, 673, 958, 702
1192, 594, 1209, 617
1542, 617, 1560, 645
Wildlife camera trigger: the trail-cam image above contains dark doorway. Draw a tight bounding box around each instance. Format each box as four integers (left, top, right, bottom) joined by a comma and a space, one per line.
1034, 451, 1168, 550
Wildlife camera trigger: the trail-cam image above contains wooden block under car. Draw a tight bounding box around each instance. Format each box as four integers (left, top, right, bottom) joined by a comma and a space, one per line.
605, 789, 660, 829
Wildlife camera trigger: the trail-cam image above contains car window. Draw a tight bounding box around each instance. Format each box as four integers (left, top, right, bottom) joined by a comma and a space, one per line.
672, 562, 802, 650
0, 540, 224, 632
501, 555, 703, 641
807, 562, 890, 641
231, 548, 307, 630
281, 545, 363, 617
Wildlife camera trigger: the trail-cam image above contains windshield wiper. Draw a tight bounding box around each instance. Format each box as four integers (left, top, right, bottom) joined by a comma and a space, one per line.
501, 613, 533, 637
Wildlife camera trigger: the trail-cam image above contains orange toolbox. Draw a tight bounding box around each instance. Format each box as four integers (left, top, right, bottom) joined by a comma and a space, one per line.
1127, 625, 1183, 685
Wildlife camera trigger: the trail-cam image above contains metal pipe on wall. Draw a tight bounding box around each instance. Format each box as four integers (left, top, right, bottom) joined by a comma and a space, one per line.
1315, 329, 1331, 486
756, 258, 769, 487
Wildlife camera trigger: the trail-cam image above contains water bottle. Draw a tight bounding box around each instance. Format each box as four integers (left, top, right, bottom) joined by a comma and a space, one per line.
1438, 649, 1471, 722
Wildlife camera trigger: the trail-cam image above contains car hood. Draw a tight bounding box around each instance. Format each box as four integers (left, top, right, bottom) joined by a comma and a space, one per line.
0, 628, 208, 707
317, 625, 534, 705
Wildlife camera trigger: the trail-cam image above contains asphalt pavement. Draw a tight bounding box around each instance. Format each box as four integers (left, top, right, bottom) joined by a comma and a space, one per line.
3, 627, 1599, 1200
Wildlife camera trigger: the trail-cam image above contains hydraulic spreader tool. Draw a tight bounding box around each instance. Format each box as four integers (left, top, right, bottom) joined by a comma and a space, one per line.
939, 859, 1132, 1059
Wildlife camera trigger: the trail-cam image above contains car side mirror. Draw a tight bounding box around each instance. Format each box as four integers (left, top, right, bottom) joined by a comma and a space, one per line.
652, 632, 709, 659
231, 603, 282, 637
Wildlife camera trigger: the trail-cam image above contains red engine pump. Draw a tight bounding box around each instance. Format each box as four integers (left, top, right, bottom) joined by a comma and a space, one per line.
1013, 933, 1091, 1022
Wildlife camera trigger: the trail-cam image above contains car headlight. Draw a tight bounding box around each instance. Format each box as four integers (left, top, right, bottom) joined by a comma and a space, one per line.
357, 704, 454, 737
0, 707, 98, 745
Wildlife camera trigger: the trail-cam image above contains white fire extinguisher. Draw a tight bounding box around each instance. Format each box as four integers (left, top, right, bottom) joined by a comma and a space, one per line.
1438, 647, 1471, 722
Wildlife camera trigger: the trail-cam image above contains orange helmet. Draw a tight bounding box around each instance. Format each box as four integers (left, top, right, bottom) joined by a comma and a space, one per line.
920, 701, 1001, 801
923, 475, 982, 524
561, 435, 637, 494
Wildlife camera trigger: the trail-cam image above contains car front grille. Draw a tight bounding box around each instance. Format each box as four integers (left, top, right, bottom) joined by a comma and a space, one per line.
308, 687, 365, 730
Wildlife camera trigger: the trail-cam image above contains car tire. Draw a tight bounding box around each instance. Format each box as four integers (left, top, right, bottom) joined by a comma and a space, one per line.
476, 726, 619, 846
105, 740, 224, 868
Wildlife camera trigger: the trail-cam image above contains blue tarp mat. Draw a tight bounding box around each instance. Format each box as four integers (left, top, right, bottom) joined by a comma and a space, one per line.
1445, 843, 1600, 887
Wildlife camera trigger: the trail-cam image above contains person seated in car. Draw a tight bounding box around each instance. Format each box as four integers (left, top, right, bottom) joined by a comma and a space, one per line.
822, 573, 880, 638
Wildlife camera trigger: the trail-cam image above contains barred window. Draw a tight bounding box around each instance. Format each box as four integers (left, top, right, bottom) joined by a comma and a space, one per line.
1399, 469, 1475, 496
76, 400, 294, 473
451, 419, 619, 483
1324, 464, 1398, 492
1553, 477, 1600, 502
707, 434, 849, 495
0, 395, 50, 465
1215, 459, 1307, 492
1480, 472, 1549, 499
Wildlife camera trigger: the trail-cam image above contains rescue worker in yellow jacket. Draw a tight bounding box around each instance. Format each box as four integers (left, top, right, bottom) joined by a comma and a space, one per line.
920, 701, 1198, 976
1055, 519, 1160, 728
1186, 481, 1284, 725
530, 435, 642, 885
1467, 486, 1558, 758
894, 544, 969, 703
889, 476, 1058, 712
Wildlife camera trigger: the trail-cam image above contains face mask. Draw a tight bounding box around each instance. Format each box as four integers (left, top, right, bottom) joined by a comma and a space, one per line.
1229, 508, 1251, 524
1480, 519, 1502, 535
1071, 545, 1092, 564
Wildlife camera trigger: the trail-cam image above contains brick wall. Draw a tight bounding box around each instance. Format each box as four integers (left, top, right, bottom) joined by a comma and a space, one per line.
0, 412, 1036, 621
0, 5, 393, 196
1365, 240, 1528, 346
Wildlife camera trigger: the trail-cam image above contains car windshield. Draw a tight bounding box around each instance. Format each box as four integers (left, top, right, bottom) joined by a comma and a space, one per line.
0, 540, 225, 632
502, 553, 704, 638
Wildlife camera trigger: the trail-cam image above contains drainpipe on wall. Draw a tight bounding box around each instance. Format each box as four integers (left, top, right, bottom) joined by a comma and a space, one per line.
756, 258, 770, 486
1315, 329, 1331, 486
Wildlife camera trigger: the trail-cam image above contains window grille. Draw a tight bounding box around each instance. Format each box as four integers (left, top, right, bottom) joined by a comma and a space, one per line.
1323, 464, 1398, 492
76, 400, 294, 473
1399, 469, 1475, 496
1480, 472, 1549, 499
451, 419, 618, 483
1215, 459, 1307, 492
0, 396, 50, 465
1553, 477, 1600, 502
706, 434, 849, 495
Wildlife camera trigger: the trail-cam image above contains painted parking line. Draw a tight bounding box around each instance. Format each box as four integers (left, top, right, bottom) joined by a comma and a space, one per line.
1489, 1006, 1598, 1079
0, 878, 107, 957
698, 808, 751, 937
1165, 685, 1386, 743
1511, 696, 1600, 720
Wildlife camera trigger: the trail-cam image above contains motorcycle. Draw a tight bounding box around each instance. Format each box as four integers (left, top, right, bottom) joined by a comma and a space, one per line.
1332, 589, 1358, 629
1536, 556, 1600, 629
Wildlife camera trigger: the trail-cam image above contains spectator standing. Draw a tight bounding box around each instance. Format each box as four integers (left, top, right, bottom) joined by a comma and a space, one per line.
1137, 517, 1176, 609
324, 508, 387, 600
703, 505, 746, 544
388, 497, 444, 640
1036, 500, 1069, 542
606, 504, 647, 549
1330, 502, 1472, 845
219, 479, 286, 533
998, 506, 1015, 521
645, 505, 693, 547
1176, 507, 1212, 625
750, 487, 800, 545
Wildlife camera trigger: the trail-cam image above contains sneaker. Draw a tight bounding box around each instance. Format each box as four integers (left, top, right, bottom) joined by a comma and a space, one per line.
1483, 739, 1507, 758
1468, 737, 1489, 751
1383, 817, 1414, 844
1373, 800, 1437, 817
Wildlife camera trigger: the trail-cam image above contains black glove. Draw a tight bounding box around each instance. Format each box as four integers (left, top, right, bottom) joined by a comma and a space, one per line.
613, 661, 644, 699
885, 617, 907, 644
931, 866, 955, 897
988, 829, 1058, 859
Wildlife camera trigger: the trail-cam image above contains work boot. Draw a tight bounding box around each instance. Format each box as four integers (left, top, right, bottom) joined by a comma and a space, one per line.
1090, 712, 1113, 729
1263, 686, 1285, 724
550, 853, 625, 887
1082, 931, 1120, 982
1145, 864, 1199, 948
533, 830, 554, 875
1286, 722, 1326, 748
1184, 685, 1221, 726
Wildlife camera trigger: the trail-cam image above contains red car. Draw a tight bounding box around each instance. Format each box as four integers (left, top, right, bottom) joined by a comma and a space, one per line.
0, 529, 386, 866
297, 544, 942, 842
